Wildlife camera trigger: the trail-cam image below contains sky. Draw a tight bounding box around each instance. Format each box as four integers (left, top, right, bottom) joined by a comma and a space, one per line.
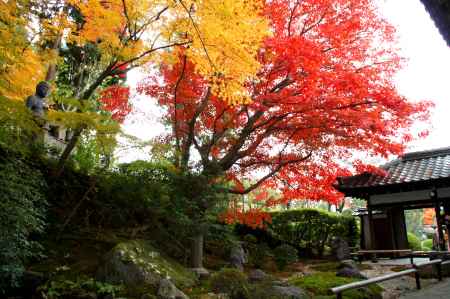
379, 0, 450, 152
118, 0, 450, 163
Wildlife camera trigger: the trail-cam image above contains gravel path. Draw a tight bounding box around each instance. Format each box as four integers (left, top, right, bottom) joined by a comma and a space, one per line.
398, 278, 450, 299
360, 264, 438, 299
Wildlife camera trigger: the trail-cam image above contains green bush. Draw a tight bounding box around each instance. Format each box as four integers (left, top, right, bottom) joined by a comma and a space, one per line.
422, 239, 432, 251
243, 234, 258, 244
39, 276, 122, 298
273, 244, 298, 270
407, 232, 421, 251
205, 223, 239, 259
269, 209, 359, 257
209, 268, 249, 299
0, 156, 48, 292
247, 242, 272, 269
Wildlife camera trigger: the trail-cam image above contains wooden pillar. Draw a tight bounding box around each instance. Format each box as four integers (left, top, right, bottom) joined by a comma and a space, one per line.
444, 200, 450, 251
431, 189, 445, 251
367, 201, 375, 250
359, 214, 365, 249
388, 209, 398, 250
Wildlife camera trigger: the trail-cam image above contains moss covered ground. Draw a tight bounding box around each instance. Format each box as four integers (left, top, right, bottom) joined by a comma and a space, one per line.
289, 272, 382, 299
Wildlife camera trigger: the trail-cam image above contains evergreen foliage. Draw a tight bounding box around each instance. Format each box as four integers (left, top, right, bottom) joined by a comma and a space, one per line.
273, 244, 298, 270
0, 155, 48, 292
209, 268, 250, 299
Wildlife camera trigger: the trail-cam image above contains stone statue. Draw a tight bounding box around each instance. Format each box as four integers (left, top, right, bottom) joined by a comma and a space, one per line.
25, 81, 50, 117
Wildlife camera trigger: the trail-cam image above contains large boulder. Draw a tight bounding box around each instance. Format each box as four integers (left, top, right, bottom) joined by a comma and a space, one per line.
96, 240, 196, 292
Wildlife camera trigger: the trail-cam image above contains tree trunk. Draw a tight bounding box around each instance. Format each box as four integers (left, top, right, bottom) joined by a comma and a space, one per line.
54, 126, 83, 177
191, 233, 204, 268
45, 34, 62, 81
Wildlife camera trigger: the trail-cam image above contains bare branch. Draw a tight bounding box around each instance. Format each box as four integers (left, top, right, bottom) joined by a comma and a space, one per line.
121, 0, 133, 38
115, 40, 191, 70
287, 0, 302, 37
181, 88, 211, 168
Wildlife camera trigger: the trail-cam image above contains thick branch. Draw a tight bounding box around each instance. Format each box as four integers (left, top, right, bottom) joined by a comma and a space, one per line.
181, 88, 211, 168
173, 55, 187, 164
218, 110, 264, 171
228, 152, 312, 195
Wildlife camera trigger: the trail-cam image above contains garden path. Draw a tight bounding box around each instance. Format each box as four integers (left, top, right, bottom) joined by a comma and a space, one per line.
399, 278, 450, 298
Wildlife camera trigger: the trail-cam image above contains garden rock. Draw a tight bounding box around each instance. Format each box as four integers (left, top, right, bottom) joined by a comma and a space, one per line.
96, 240, 196, 290
248, 269, 268, 283
331, 237, 351, 260
336, 261, 366, 279
157, 278, 189, 299
339, 259, 358, 270
270, 286, 309, 299
229, 243, 247, 271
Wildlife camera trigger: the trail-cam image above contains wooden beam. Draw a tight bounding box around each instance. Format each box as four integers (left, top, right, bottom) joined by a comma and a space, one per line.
432, 189, 445, 251
367, 203, 375, 250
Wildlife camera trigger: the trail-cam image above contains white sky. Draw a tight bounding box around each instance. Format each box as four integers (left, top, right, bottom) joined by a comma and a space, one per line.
380, 0, 450, 151
118, 0, 450, 163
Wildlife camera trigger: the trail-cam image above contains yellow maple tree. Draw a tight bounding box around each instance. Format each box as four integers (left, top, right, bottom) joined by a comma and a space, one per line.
67, 0, 268, 104
0, 1, 46, 100
1, 0, 269, 172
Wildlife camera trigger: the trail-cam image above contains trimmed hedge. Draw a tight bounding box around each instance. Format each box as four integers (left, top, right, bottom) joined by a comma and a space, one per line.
269, 209, 358, 257
407, 232, 422, 251
236, 208, 358, 258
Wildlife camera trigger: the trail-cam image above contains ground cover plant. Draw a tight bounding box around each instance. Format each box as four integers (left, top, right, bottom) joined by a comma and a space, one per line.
289, 272, 382, 299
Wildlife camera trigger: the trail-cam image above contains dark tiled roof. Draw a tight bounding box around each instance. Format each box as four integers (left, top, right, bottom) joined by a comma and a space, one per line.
420, 0, 450, 46
337, 147, 450, 191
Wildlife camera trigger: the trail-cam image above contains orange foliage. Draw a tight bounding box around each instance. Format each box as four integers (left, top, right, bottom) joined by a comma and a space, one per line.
139, 0, 432, 226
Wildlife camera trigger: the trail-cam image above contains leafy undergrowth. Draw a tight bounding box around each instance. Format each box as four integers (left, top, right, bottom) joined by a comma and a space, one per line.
289, 272, 383, 299
29, 230, 122, 277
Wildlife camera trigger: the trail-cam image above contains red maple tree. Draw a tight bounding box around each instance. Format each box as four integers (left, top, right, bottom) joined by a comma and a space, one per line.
138, 0, 431, 222
99, 85, 131, 123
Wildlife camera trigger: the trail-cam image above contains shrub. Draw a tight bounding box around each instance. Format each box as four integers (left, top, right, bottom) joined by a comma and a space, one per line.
269, 209, 358, 257
205, 223, 238, 259
422, 239, 432, 251
247, 242, 272, 269
242, 234, 258, 244
0, 156, 48, 292
234, 223, 281, 248
39, 276, 122, 298
273, 244, 298, 270
407, 232, 421, 251
209, 268, 249, 299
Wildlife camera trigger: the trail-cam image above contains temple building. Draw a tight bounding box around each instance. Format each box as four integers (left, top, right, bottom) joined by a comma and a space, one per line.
335, 147, 450, 251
